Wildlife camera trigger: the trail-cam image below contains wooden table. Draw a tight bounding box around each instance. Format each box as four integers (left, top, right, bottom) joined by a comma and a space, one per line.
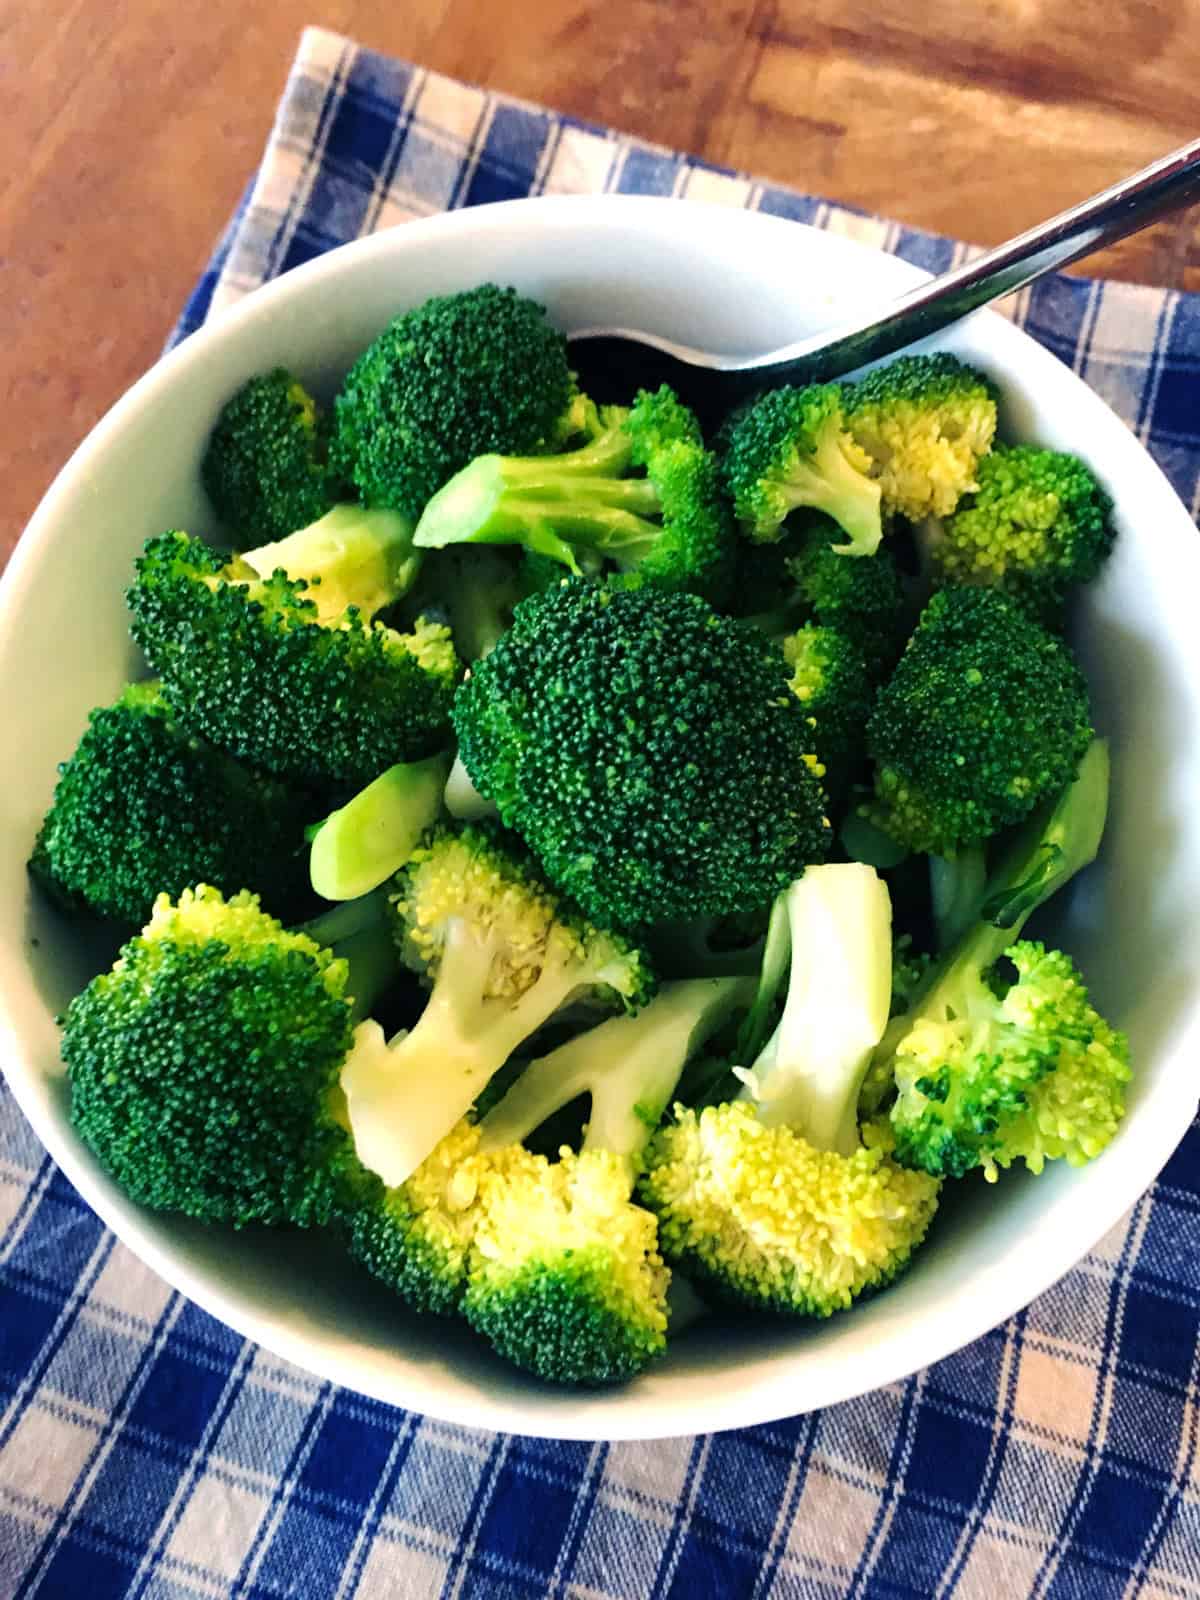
4, 1, 1199, 565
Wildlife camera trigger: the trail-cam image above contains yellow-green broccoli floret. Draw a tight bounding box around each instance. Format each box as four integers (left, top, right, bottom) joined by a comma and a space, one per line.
782, 624, 872, 784
865, 588, 1093, 855
339, 823, 654, 1191
843, 353, 999, 522
414, 387, 733, 603
61, 886, 386, 1228
202, 368, 336, 544
128, 524, 458, 789
639, 1102, 939, 1317
929, 445, 1115, 624
721, 384, 883, 553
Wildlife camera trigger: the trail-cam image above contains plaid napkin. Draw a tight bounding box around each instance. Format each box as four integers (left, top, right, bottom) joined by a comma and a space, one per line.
4, 25, 1200, 1600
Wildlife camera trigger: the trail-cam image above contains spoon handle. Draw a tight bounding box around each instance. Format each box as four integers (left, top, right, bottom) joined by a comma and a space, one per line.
747, 135, 1200, 385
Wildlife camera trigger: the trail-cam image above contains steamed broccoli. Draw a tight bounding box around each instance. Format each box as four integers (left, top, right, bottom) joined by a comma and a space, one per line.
721, 384, 883, 553
865, 588, 1093, 855
331, 285, 575, 519
784, 519, 910, 679
844, 353, 999, 522
128, 522, 458, 788
202, 368, 336, 544
874, 739, 1128, 1180
307, 754, 450, 901
339, 824, 654, 1190
781, 624, 871, 787
62, 885, 392, 1227
414, 387, 733, 602
31, 681, 314, 925
451, 578, 831, 930
925, 445, 1115, 624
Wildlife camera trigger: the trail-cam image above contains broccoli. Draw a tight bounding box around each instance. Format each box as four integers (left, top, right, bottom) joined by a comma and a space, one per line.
875, 739, 1128, 1180
331, 285, 575, 519
784, 518, 910, 679
339, 824, 654, 1190
720, 384, 883, 554
201, 368, 336, 545
307, 754, 450, 901
414, 387, 734, 602
924, 445, 1115, 624
414, 548, 526, 664
781, 624, 871, 788
451, 579, 830, 930
128, 524, 458, 788
865, 587, 1093, 856
30, 682, 315, 926
61, 885, 394, 1227
843, 353, 999, 522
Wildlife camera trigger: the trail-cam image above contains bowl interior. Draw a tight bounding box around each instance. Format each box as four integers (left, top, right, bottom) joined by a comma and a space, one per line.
2, 196, 1198, 1441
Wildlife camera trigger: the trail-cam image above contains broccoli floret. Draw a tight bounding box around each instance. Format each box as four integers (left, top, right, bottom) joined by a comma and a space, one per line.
640, 1103, 939, 1317
31, 682, 314, 925
927, 445, 1115, 624
307, 754, 450, 901
331, 285, 575, 519
865, 588, 1093, 855
843, 353, 999, 522
871, 739, 1127, 1180
129, 526, 458, 788
781, 625, 871, 786
201, 368, 336, 544
721, 384, 883, 553
61, 886, 392, 1227
238, 502, 423, 624
339, 824, 653, 1190
414, 388, 734, 602
784, 518, 910, 680
452, 579, 830, 930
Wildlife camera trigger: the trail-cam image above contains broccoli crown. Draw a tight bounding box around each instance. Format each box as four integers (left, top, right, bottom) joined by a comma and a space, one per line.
128, 530, 459, 788
843, 353, 998, 522
781, 625, 872, 776
31, 682, 313, 926
784, 519, 908, 679
639, 1102, 939, 1317
413, 386, 734, 603
331, 285, 574, 519
464, 1147, 670, 1385
62, 886, 371, 1227
720, 384, 882, 553
201, 368, 335, 545
932, 445, 1115, 622
889, 941, 1129, 1181
452, 579, 831, 930
866, 588, 1093, 854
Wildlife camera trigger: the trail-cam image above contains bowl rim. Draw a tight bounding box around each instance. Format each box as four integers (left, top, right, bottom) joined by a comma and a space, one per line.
4, 193, 1199, 1441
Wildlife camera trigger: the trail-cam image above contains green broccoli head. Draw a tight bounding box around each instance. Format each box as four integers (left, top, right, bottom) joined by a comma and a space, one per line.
413, 386, 734, 603
451, 579, 831, 930
31, 682, 313, 926
339, 823, 654, 1189
930, 445, 1115, 624
639, 1102, 939, 1317
128, 530, 459, 788
464, 1147, 670, 1386
843, 352, 998, 522
784, 518, 909, 680
201, 368, 336, 545
721, 384, 883, 553
331, 285, 575, 519
889, 941, 1130, 1181
781, 624, 872, 782
865, 587, 1093, 855
62, 886, 376, 1227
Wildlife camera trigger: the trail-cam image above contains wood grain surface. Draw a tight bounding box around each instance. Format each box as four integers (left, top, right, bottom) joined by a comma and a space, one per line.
3, 0, 1199, 565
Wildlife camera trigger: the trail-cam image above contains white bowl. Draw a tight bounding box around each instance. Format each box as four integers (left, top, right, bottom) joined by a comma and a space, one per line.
3, 196, 1199, 1442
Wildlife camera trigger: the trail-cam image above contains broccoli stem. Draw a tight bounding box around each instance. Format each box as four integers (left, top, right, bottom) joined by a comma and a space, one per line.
738, 864, 892, 1155
479, 977, 756, 1168
308, 754, 450, 901
444, 753, 499, 821
339, 920, 590, 1186
929, 844, 988, 951
241, 504, 421, 623
301, 889, 399, 1024
782, 434, 883, 558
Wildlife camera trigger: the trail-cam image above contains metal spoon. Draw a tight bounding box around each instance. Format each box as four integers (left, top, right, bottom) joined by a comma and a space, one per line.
567, 136, 1200, 424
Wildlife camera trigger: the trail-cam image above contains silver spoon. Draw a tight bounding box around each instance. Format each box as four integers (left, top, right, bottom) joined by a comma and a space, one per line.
567, 136, 1200, 423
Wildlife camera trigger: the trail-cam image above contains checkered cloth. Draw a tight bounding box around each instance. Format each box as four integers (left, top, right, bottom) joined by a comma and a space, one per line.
4, 25, 1199, 1600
